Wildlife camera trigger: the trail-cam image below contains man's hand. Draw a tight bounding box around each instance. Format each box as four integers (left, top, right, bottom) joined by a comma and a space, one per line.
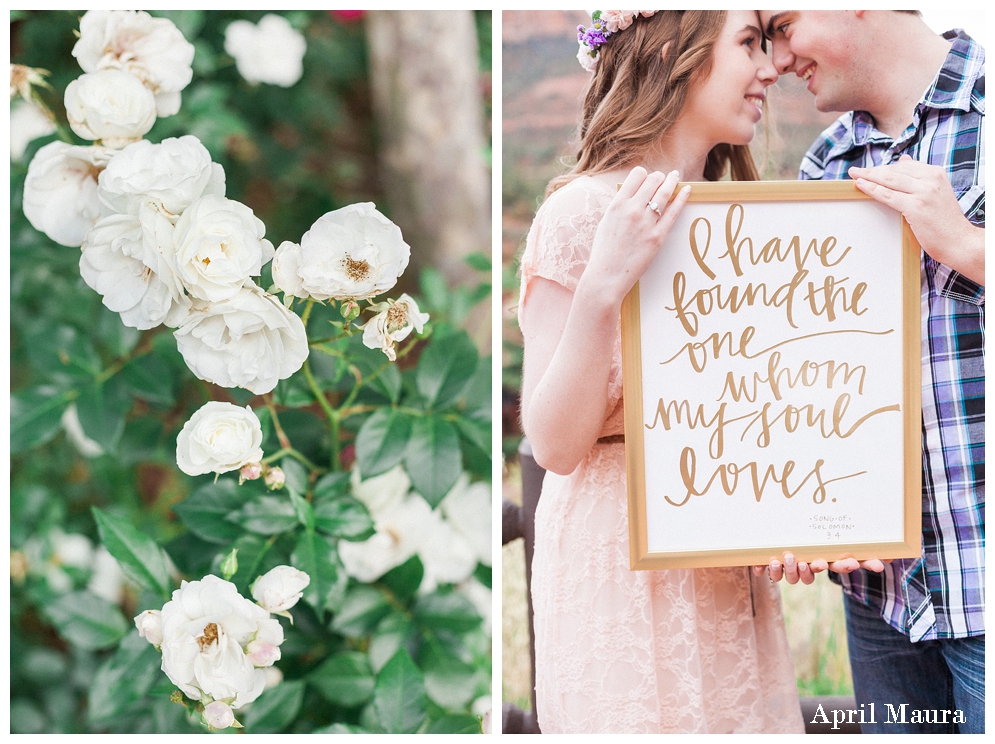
849, 155, 984, 285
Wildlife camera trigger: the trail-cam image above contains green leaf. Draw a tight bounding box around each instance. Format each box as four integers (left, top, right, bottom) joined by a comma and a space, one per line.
87, 630, 161, 725
355, 408, 413, 477
473, 562, 491, 590
425, 714, 483, 734
378, 555, 424, 604
43, 591, 129, 650
313, 471, 350, 501
313, 497, 374, 541
291, 531, 345, 616
280, 455, 309, 495
10, 385, 72, 454
416, 332, 479, 410
463, 251, 491, 272
172, 479, 245, 544
96, 306, 141, 358
92, 507, 171, 599
413, 590, 482, 634
404, 417, 462, 507
313, 723, 371, 733
308, 651, 375, 707
419, 268, 450, 314
364, 362, 402, 403
369, 613, 416, 674
220, 547, 239, 580
455, 416, 490, 454
227, 495, 298, 535
373, 649, 427, 734
25, 323, 101, 380
117, 415, 165, 466
289, 489, 315, 531
240, 679, 305, 734
331, 585, 392, 638
122, 355, 175, 406
420, 643, 478, 710
461, 355, 492, 420
227, 533, 282, 596
75, 376, 132, 453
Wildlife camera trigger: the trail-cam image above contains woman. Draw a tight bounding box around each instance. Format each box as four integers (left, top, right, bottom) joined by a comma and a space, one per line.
518, 10, 805, 733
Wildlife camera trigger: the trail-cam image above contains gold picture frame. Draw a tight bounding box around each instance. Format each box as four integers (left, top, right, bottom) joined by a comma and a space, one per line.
621, 180, 922, 569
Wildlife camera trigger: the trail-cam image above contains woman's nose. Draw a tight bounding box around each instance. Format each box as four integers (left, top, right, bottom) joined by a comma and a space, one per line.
758, 54, 778, 84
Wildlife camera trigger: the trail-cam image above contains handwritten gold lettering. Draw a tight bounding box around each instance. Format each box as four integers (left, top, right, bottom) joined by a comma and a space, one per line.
717, 352, 868, 402
645, 399, 754, 459
741, 395, 901, 448
667, 446, 866, 506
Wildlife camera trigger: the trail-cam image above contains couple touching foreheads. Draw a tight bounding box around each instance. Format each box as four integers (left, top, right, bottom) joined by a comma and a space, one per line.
519, 10, 983, 734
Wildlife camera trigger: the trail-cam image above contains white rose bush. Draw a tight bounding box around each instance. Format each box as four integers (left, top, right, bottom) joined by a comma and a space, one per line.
11, 10, 491, 735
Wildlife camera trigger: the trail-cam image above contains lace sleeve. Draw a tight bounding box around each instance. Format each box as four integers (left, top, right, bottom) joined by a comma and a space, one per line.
517, 178, 612, 325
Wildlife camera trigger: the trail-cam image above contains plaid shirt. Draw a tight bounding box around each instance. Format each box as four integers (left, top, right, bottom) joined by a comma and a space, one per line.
800, 29, 985, 642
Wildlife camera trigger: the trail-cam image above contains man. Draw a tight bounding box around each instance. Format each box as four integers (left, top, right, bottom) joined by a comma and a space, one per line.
758, 10, 985, 734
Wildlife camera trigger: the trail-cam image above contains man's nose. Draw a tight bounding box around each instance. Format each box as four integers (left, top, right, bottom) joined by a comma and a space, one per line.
770, 38, 795, 75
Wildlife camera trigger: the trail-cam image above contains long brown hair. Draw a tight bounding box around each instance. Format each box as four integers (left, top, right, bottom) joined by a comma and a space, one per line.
548, 10, 761, 195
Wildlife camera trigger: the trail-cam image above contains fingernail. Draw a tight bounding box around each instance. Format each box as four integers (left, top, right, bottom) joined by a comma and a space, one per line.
784, 554, 795, 567
799, 562, 808, 572
771, 561, 780, 571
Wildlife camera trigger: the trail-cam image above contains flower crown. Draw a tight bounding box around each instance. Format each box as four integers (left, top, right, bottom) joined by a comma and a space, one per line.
577, 10, 658, 72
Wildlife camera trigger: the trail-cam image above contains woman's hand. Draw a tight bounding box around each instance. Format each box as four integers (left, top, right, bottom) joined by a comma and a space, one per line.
520, 166, 690, 476
583, 167, 691, 306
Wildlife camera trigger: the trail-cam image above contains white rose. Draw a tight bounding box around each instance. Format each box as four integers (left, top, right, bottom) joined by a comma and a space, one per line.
350, 464, 411, 520
61, 403, 104, 458
135, 609, 164, 647
23, 141, 114, 247
440, 474, 491, 566
172, 195, 274, 302
64, 70, 157, 148
251, 565, 310, 614
159, 575, 278, 708
174, 284, 308, 394
175, 401, 264, 476
272, 203, 410, 301
97, 136, 225, 219
459, 578, 492, 636
203, 700, 236, 730
339, 494, 434, 582
263, 666, 283, 689
361, 294, 429, 362
10, 99, 56, 162
88, 546, 125, 603
417, 514, 478, 593
72, 10, 195, 117
79, 207, 191, 330
224, 14, 306, 88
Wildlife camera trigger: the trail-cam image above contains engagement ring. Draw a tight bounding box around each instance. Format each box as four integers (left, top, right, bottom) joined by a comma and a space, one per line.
647, 201, 662, 216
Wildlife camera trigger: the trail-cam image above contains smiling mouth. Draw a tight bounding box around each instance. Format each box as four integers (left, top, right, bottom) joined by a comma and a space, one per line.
745, 95, 765, 110
800, 65, 815, 82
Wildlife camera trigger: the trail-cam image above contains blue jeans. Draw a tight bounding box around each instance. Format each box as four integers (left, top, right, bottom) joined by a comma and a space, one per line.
844, 594, 985, 733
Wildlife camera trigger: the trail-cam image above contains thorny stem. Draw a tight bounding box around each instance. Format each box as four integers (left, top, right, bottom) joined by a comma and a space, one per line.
264, 394, 293, 451
300, 298, 315, 327
262, 446, 324, 474
302, 357, 341, 472
95, 335, 154, 384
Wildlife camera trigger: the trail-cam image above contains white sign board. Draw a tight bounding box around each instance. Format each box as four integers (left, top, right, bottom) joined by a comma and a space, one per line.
621, 181, 921, 569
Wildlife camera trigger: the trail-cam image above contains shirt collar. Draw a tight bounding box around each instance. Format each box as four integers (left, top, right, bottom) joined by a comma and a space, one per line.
822, 28, 984, 161
922, 29, 984, 113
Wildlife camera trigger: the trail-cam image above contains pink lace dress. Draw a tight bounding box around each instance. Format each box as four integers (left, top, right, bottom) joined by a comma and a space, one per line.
518, 177, 805, 734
